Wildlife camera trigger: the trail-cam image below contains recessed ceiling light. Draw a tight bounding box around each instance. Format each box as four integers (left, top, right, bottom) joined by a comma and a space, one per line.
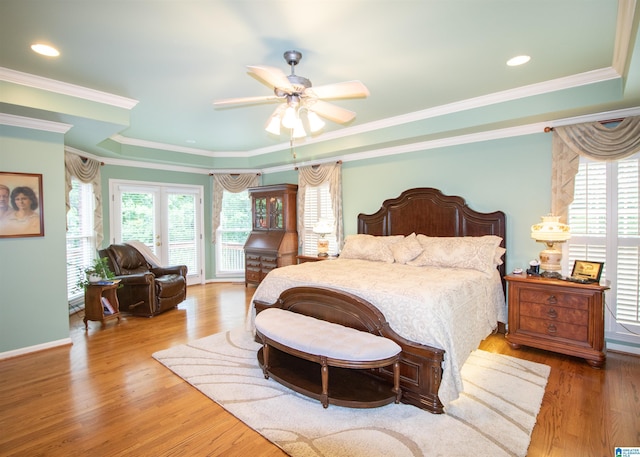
31, 43, 60, 57
185, 139, 196, 144
507, 55, 531, 67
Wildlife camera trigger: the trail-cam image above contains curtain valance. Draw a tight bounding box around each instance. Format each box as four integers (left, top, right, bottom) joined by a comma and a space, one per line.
551, 116, 640, 222
65, 152, 104, 247
211, 173, 260, 243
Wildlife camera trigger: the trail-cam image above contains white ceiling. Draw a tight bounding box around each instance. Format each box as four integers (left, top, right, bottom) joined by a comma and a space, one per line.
1, 0, 639, 170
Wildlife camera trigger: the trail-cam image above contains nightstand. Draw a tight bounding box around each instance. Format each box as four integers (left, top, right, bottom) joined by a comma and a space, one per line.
83, 283, 121, 330
297, 255, 330, 264
505, 274, 609, 368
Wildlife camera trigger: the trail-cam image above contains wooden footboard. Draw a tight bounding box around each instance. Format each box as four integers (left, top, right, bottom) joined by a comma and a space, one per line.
254, 286, 446, 414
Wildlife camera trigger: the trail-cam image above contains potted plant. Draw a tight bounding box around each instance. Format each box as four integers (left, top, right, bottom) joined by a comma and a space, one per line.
76, 257, 116, 290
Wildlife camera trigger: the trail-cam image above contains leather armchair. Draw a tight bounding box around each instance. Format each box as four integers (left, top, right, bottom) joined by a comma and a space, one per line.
99, 244, 187, 317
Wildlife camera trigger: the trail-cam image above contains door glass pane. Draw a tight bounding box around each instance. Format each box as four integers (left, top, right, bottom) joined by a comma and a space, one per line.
121, 191, 155, 248
167, 193, 197, 273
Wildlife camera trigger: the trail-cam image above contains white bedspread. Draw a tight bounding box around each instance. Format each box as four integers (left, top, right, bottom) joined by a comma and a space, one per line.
248, 258, 507, 407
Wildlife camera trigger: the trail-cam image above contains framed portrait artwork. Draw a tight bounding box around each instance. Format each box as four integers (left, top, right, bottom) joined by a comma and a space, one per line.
0, 172, 45, 238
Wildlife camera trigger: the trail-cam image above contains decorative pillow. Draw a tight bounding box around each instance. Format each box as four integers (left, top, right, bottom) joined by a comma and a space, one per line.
390, 233, 423, 264
339, 234, 395, 263
407, 235, 503, 275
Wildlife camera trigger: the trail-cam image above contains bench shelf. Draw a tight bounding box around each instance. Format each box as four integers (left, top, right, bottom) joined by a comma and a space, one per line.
258, 346, 400, 408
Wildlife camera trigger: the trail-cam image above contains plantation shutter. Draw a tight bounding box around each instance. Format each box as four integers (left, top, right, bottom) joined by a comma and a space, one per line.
568, 154, 640, 331
302, 182, 336, 256
616, 158, 640, 323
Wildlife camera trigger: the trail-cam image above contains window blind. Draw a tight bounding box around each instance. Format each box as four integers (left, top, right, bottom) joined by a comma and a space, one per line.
568, 154, 640, 331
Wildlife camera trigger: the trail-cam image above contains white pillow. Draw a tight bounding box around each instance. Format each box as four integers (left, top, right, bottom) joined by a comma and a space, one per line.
390, 233, 423, 264
407, 235, 503, 275
340, 234, 396, 263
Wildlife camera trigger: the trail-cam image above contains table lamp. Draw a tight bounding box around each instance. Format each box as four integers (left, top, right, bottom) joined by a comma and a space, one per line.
313, 219, 333, 257
530, 215, 571, 278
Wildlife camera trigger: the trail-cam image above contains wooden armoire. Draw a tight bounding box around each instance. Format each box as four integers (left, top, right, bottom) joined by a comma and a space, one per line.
244, 184, 298, 286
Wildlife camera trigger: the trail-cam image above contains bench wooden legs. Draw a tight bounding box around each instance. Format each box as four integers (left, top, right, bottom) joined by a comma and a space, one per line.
320, 356, 329, 408
261, 342, 270, 379
392, 360, 401, 404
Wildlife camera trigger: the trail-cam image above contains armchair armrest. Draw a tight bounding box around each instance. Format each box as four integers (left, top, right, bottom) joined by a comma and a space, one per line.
151, 265, 187, 278
114, 272, 154, 285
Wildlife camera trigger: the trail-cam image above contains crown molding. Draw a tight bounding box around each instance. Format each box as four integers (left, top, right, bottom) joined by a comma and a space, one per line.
0, 67, 138, 110
0, 113, 72, 133
64, 105, 640, 175
65, 145, 212, 175
612, 0, 637, 75
346, 68, 621, 136
109, 134, 254, 157
111, 67, 621, 159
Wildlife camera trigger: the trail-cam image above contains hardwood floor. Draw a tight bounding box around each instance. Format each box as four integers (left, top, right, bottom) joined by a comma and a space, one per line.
1, 282, 638, 456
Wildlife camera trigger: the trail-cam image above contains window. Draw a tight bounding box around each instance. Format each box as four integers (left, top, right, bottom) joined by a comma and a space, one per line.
302, 182, 337, 256
66, 177, 96, 312
567, 153, 640, 349
216, 189, 251, 275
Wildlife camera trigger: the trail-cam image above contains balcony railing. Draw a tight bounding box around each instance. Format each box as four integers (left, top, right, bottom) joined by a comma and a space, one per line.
219, 242, 245, 272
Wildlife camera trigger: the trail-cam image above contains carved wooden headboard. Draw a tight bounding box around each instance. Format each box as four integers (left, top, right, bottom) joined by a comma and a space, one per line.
357, 187, 507, 284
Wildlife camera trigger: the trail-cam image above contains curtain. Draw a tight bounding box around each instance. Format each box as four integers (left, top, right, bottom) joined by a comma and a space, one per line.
65, 152, 104, 247
551, 116, 640, 222
211, 173, 260, 243
297, 162, 343, 249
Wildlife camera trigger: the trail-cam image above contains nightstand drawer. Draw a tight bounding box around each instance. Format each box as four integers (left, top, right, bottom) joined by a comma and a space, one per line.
519, 289, 589, 310
519, 317, 588, 342
520, 301, 589, 326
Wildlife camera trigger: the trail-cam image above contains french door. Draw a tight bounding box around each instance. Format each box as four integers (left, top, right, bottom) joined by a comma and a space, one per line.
109, 179, 204, 285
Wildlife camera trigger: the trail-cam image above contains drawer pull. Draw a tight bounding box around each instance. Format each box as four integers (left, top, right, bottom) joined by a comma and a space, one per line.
546, 308, 558, 319
547, 324, 557, 334
547, 295, 558, 305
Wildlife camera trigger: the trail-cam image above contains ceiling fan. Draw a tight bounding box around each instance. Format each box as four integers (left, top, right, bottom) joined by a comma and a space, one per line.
213, 50, 370, 138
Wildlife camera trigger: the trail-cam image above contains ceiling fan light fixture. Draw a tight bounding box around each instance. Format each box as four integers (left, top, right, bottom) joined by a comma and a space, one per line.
292, 118, 306, 139
282, 105, 298, 129
307, 111, 325, 133
265, 114, 282, 135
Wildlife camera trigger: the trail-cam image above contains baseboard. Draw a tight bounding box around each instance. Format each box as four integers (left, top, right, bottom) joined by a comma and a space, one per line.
0, 337, 72, 361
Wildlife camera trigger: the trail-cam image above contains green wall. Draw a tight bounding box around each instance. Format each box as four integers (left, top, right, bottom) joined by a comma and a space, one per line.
0, 125, 553, 355
0, 125, 70, 353
265, 133, 552, 273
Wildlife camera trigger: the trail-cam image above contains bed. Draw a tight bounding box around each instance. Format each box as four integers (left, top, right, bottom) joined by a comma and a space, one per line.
249, 187, 507, 414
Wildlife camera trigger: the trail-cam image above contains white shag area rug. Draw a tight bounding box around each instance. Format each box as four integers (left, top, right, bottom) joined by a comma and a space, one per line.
153, 327, 550, 457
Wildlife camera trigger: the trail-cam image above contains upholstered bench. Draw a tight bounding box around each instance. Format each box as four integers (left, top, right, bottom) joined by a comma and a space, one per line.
255, 308, 402, 408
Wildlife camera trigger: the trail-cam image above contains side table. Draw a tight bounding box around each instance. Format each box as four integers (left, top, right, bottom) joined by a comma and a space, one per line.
297, 255, 332, 264
505, 274, 609, 367
84, 283, 121, 329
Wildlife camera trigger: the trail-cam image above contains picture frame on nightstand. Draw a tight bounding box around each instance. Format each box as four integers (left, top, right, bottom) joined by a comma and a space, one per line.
570, 260, 604, 282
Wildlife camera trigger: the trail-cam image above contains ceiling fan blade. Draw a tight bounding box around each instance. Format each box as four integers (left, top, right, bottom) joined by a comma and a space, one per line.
247, 65, 295, 92
306, 80, 370, 100
213, 95, 281, 106
308, 100, 356, 124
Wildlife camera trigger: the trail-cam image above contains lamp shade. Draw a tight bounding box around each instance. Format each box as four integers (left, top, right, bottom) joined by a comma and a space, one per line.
531, 215, 571, 242
313, 219, 333, 235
